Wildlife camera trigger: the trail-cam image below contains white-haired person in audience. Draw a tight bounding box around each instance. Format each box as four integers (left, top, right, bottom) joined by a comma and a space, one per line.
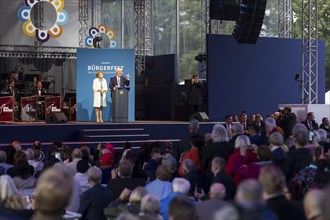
225, 135, 257, 186
139, 194, 163, 220
0, 150, 13, 174
162, 154, 179, 181
202, 123, 235, 181
24, 148, 44, 176
264, 117, 284, 138
145, 164, 173, 200
196, 183, 230, 220
283, 124, 313, 180
31, 165, 73, 220
66, 148, 82, 177
0, 175, 19, 205
78, 166, 114, 220
181, 159, 208, 196
160, 177, 190, 220
104, 186, 147, 219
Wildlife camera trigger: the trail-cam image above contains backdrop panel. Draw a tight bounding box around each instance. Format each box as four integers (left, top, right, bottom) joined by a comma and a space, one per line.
76, 48, 135, 122
207, 35, 326, 121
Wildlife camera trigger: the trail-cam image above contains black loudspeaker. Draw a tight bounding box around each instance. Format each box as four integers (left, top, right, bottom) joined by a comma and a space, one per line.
45, 112, 68, 124
232, 0, 267, 44
191, 112, 209, 122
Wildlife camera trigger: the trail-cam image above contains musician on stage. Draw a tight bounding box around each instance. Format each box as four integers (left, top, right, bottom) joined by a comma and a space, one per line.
34, 80, 47, 121
34, 80, 47, 96
4, 79, 20, 121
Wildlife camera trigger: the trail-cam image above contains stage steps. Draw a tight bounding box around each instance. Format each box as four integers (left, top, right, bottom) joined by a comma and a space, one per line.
79, 127, 151, 143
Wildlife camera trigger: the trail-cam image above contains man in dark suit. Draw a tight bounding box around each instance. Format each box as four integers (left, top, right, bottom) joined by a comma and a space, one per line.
302, 112, 319, 131
196, 183, 231, 220
259, 165, 306, 220
78, 166, 114, 220
109, 67, 130, 97
182, 159, 209, 195
107, 160, 146, 199
211, 156, 236, 200
109, 68, 130, 121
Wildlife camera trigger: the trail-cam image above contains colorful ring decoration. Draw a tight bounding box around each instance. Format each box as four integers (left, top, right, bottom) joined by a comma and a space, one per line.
18, 0, 69, 43
85, 24, 118, 48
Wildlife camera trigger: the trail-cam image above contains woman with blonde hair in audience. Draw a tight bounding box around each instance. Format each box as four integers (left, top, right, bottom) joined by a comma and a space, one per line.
0, 175, 19, 204
104, 186, 147, 219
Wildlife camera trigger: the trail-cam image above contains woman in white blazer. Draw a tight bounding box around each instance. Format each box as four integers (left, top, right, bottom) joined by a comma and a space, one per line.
93, 71, 107, 122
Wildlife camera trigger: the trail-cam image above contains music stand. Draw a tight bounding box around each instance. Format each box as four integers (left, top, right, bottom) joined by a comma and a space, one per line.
24, 74, 39, 81
64, 93, 76, 103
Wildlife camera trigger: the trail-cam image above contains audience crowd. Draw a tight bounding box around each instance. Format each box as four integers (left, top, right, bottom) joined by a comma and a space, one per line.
0, 109, 330, 220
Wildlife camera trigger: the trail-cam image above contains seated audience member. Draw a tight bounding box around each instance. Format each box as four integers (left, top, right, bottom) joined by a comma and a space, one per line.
179, 119, 201, 157
196, 183, 230, 220
0, 150, 13, 174
303, 189, 323, 220
12, 159, 36, 192
319, 117, 330, 138
139, 194, 163, 220
162, 154, 179, 181
98, 143, 115, 184
4, 141, 21, 165
74, 160, 90, 193
104, 186, 147, 219
0, 175, 19, 204
78, 166, 114, 220
169, 196, 197, 220
225, 135, 257, 185
181, 159, 208, 196
283, 126, 313, 180
32, 141, 45, 163
80, 145, 94, 165
178, 134, 204, 176
24, 148, 43, 176
66, 148, 82, 176
268, 132, 288, 169
229, 123, 245, 145
215, 179, 279, 220
264, 117, 284, 141
160, 178, 190, 220
302, 112, 319, 131
145, 165, 173, 200
202, 123, 235, 181
248, 125, 265, 146
3, 194, 34, 220
144, 147, 162, 182
31, 165, 73, 220
234, 145, 272, 185
259, 165, 306, 220
211, 157, 236, 200
107, 160, 146, 199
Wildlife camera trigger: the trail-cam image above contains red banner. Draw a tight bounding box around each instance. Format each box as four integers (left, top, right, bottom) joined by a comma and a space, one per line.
45, 96, 61, 117
69, 97, 76, 121
0, 96, 14, 121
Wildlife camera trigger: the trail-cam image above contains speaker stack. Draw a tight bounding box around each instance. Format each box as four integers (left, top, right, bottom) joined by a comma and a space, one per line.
232, 0, 267, 44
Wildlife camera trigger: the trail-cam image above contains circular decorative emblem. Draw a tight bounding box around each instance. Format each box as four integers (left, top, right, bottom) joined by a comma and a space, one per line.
18, 0, 69, 43
85, 24, 118, 48
119, 90, 124, 95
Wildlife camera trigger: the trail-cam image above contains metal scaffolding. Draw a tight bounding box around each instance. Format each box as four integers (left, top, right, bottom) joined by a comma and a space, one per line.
134, 0, 152, 76
301, 0, 319, 104
201, 0, 210, 79
278, 0, 293, 38
79, 0, 89, 48
0, 45, 76, 59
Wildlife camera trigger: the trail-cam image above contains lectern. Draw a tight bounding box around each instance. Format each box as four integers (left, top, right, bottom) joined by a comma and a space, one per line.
112, 87, 129, 123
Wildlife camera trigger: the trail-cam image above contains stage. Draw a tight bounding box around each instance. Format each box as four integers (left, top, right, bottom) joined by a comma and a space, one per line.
0, 120, 218, 150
